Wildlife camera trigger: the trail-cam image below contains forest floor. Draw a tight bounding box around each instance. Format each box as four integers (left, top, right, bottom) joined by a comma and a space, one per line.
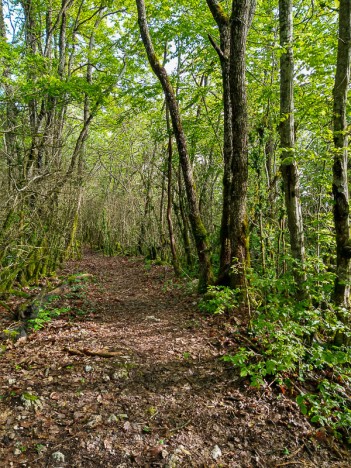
0, 252, 350, 467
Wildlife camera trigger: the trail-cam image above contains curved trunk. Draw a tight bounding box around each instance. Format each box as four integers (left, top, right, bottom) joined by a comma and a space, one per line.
136, 0, 214, 291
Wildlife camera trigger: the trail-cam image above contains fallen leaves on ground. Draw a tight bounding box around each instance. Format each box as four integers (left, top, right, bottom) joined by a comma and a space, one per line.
0, 252, 350, 467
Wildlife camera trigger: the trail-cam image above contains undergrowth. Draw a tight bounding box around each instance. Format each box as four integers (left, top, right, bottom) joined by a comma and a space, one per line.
200, 257, 351, 443
27, 273, 92, 330
28, 306, 71, 330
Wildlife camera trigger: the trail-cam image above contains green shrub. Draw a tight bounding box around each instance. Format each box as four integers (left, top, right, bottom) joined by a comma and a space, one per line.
28, 306, 70, 330
199, 285, 239, 315
217, 258, 351, 441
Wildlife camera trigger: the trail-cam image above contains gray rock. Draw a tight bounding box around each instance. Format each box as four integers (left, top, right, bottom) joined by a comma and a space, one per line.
113, 369, 128, 379
211, 445, 222, 460
52, 451, 65, 463
146, 315, 161, 322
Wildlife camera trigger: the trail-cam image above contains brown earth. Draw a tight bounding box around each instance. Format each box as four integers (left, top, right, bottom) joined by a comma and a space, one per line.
0, 252, 350, 467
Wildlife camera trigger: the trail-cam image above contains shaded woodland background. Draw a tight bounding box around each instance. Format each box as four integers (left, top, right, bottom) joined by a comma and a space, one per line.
0, 0, 341, 290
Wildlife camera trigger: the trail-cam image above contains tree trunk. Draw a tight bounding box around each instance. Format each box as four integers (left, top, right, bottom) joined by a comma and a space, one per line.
332, 0, 351, 344
279, 0, 306, 289
207, 0, 232, 285
136, 0, 214, 291
177, 166, 193, 269
0, 0, 19, 187
229, 0, 256, 289
166, 107, 180, 276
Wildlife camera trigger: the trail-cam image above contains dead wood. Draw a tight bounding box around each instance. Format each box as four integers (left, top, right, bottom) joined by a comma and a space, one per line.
64, 347, 123, 358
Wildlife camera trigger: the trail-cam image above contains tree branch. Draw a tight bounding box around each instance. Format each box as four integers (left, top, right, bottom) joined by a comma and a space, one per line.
208, 33, 225, 60
206, 0, 229, 27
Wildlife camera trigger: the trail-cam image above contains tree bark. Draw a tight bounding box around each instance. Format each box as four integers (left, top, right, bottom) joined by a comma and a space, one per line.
166, 107, 181, 276
279, 0, 306, 289
136, 0, 214, 291
332, 0, 351, 339
229, 0, 256, 289
177, 166, 193, 269
207, 0, 232, 285
0, 0, 19, 187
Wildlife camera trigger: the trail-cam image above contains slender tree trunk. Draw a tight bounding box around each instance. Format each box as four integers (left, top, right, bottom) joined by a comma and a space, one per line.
0, 0, 19, 187
229, 0, 256, 289
21, 0, 39, 173
136, 0, 214, 291
159, 163, 166, 244
332, 0, 351, 344
138, 177, 152, 256
166, 107, 180, 275
279, 0, 306, 289
178, 166, 193, 269
207, 0, 233, 285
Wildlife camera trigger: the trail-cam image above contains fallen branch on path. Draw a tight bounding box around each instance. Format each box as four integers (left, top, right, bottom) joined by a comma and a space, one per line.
63, 347, 124, 358
166, 419, 192, 435
275, 462, 305, 467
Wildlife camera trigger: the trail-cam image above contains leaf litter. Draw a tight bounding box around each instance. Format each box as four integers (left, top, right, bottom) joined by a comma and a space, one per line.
0, 252, 350, 467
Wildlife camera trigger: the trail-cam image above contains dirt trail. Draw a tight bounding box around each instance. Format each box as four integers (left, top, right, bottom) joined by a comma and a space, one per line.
0, 253, 350, 467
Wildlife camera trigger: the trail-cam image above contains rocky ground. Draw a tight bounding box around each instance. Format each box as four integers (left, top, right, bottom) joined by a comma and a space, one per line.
0, 252, 350, 467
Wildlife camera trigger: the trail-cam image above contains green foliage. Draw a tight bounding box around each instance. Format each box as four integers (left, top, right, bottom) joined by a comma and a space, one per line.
28, 306, 70, 331
199, 286, 239, 315
21, 392, 39, 402
296, 378, 351, 439
222, 259, 351, 440
35, 444, 46, 454
2, 329, 20, 340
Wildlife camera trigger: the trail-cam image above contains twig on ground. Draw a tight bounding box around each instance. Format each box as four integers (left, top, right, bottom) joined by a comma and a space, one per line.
284, 446, 304, 459
167, 419, 192, 435
275, 461, 305, 467
63, 347, 124, 357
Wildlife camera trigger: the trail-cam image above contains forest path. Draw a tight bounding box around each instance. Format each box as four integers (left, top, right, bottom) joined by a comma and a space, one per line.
0, 252, 349, 467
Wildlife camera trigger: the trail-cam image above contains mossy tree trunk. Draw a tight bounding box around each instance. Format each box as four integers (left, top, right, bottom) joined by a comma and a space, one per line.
206, 0, 255, 290
229, 0, 256, 289
279, 0, 306, 291
177, 166, 193, 269
166, 107, 181, 276
207, 0, 232, 286
332, 0, 351, 344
